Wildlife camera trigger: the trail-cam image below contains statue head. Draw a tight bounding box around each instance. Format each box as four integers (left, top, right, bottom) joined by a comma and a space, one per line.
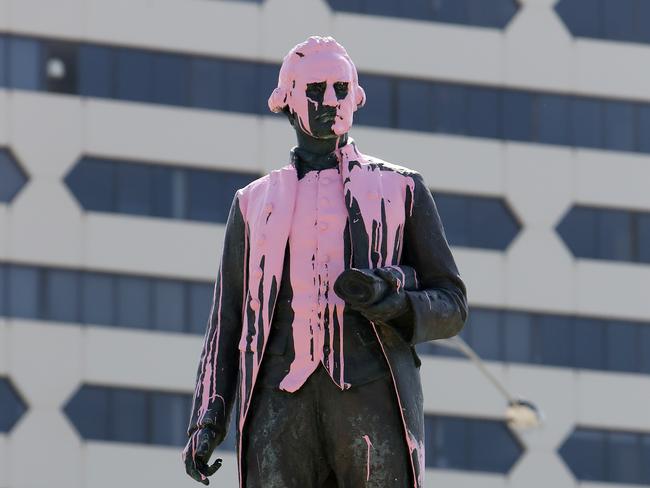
268, 36, 366, 139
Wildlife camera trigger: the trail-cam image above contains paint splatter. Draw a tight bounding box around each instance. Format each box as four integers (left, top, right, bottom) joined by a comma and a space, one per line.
362, 434, 373, 481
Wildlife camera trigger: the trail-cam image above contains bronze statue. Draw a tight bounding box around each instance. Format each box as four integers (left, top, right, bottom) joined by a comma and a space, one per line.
182, 35, 468, 488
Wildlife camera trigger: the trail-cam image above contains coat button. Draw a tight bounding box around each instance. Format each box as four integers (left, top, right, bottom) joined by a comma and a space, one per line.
250, 298, 260, 311
318, 222, 328, 231
322, 254, 330, 263
253, 267, 263, 279
257, 234, 266, 246
265, 203, 273, 213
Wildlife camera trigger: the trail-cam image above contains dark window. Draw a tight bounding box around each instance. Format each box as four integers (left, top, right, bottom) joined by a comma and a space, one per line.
606, 321, 638, 372
573, 317, 605, 370
79, 45, 113, 98
8, 265, 40, 319
222, 60, 259, 114
190, 58, 225, 110
503, 311, 533, 363
559, 429, 606, 481
604, 101, 636, 151
401, 0, 435, 20
502, 91, 533, 142
639, 106, 650, 153
555, 0, 601, 38
153, 280, 186, 333
556, 206, 598, 259
536, 95, 570, 145
433, 0, 468, 25
609, 431, 642, 484
539, 315, 573, 367
42, 41, 78, 94
82, 272, 115, 326
637, 1, 650, 44
150, 392, 189, 446
9, 37, 41, 90
116, 162, 152, 216
467, 0, 518, 29
596, 209, 633, 261
434, 193, 469, 247
0, 378, 27, 432
468, 197, 518, 250
427, 416, 467, 469
64, 385, 110, 440
257, 63, 281, 115
116, 276, 151, 329
187, 168, 255, 223
370, 0, 400, 16
397, 79, 434, 132
189, 282, 213, 334
468, 418, 521, 473
111, 389, 148, 443
115, 49, 153, 103
639, 214, 650, 264
602, 0, 638, 43
571, 98, 603, 149
433, 83, 467, 135
0, 265, 5, 316
640, 326, 650, 375
355, 74, 393, 127
0, 149, 28, 203
45, 269, 80, 323
467, 309, 501, 361
467, 87, 500, 139
65, 158, 115, 212
0, 36, 7, 87
152, 53, 189, 106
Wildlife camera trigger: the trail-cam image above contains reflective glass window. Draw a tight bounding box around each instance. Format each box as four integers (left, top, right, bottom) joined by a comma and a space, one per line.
397, 79, 433, 132
65, 158, 115, 212
536, 95, 570, 145
604, 101, 636, 151
116, 276, 151, 329
152, 53, 189, 106
608, 432, 642, 483
639, 214, 650, 264
574, 317, 605, 370
9, 37, 41, 90
432, 83, 467, 135
401, 0, 434, 20
502, 91, 533, 142
433, 0, 467, 24
467, 87, 500, 138
45, 269, 79, 323
468, 309, 501, 361
116, 162, 152, 216
79, 45, 113, 98
223, 60, 258, 114
8, 265, 40, 319
65, 385, 110, 440
111, 389, 147, 443
116, 49, 153, 103
187, 169, 223, 223
433, 193, 468, 247
602, 0, 637, 43
153, 280, 186, 333
0, 149, 28, 203
42, 41, 78, 94
82, 272, 115, 326
555, 0, 601, 38
597, 209, 632, 261
0, 378, 26, 432
560, 429, 606, 481
0, 265, 5, 316
469, 420, 521, 473
0, 36, 6, 87
190, 58, 225, 110
556, 206, 598, 259
639, 106, 650, 154
368, 0, 399, 16
257, 63, 281, 115
468, 198, 518, 250
355, 74, 393, 127
637, 2, 650, 44
539, 315, 573, 367
189, 282, 214, 334
150, 392, 189, 446
571, 98, 603, 149
467, 0, 517, 29
503, 311, 532, 363
606, 321, 638, 372
150, 165, 173, 219
429, 416, 467, 469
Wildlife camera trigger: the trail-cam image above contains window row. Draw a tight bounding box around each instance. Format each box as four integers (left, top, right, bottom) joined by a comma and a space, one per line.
557, 205, 650, 264
0, 263, 214, 334
556, 0, 650, 46
65, 157, 259, 223
434, 192, 520, 250
560, 427, 650, 485
0, 149, 28, 203
2, 35, 650, 155
425, 415, 523, 473
63, 385, 236, 449
0, 378, 27, 433
325, 0, 519, 29
417, 307, 650, 375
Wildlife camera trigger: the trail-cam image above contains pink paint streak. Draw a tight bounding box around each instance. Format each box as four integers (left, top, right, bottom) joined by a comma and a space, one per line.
362, 434, 373, 481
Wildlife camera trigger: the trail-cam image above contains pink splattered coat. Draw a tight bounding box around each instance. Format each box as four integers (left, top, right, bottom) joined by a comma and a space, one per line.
187, 139, 468, 487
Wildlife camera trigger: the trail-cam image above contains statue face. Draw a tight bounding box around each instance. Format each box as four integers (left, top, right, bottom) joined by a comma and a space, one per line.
289, 53, 356, 138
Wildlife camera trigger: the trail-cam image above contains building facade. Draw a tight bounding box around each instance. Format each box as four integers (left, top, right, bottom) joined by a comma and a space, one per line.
1, 0, 650, 486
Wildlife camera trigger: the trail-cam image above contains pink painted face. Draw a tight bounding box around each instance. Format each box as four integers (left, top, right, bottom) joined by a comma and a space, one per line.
289, 52, 356, 137
268, 36, 366, 138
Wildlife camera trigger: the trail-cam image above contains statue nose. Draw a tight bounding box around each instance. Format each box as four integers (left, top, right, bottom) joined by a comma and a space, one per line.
323, 83, 338, 107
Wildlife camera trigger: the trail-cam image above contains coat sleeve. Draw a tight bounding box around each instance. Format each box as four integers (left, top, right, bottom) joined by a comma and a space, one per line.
186, 190, 246, 439
393, 171, 468, 345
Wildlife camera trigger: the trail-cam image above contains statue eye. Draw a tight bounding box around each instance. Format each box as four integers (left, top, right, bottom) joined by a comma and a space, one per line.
334, 82, 349, 92
306, 82, 326, 94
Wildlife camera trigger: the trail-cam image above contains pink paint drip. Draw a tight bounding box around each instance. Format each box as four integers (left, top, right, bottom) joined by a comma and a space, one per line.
362, 434, 373, 481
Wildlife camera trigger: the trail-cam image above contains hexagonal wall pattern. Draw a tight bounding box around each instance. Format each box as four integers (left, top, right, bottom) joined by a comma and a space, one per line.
0, 149, 29, 203
0, 378, 28, 433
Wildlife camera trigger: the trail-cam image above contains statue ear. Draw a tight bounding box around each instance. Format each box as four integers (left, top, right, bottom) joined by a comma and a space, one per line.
268, 87, 289, 113
355, 85, 366, 109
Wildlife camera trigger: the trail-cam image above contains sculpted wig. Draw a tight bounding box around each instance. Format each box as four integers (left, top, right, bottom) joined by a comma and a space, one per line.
268, 36, 366, 136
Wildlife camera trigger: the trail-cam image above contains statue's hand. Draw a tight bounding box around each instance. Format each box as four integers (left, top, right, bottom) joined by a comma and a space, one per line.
182, 427, 223, 485
350, 268, 411, 324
